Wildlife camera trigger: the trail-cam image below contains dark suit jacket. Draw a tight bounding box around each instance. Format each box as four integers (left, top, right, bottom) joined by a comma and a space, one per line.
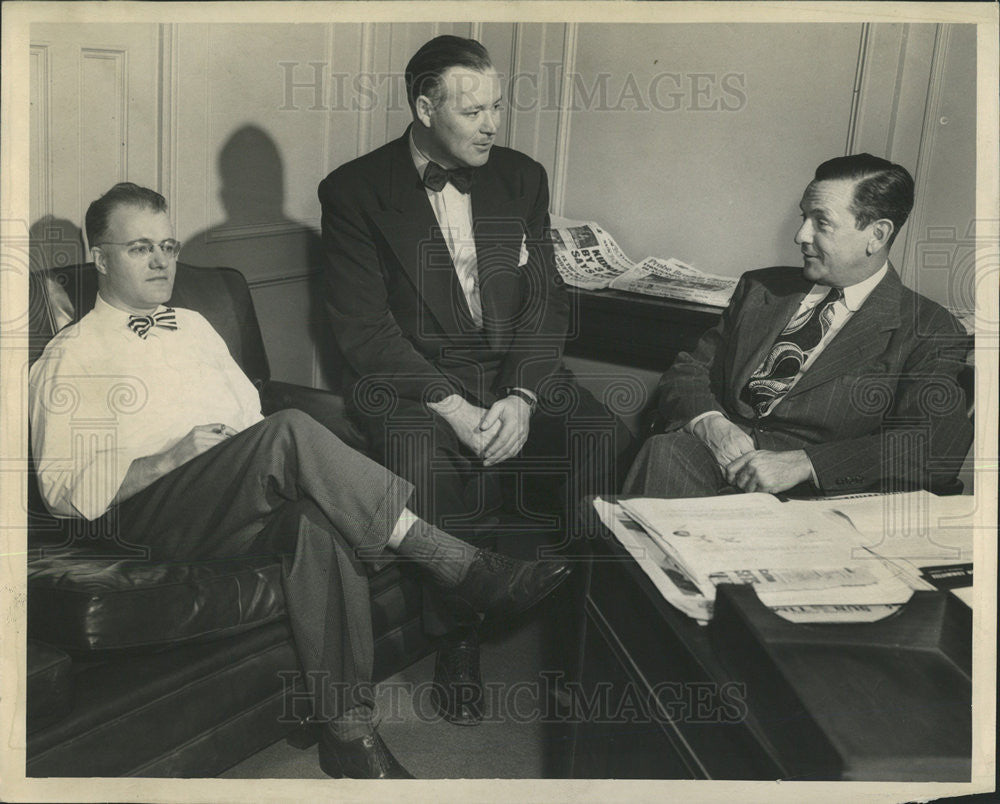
318, 130, 569, 409
659, 265, 973, 493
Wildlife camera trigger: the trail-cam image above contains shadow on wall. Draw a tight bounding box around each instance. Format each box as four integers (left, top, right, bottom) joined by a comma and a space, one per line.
182, 124, 347, 392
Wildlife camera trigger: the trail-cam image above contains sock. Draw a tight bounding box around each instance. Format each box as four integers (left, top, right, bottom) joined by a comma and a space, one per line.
393, 517, 479, 587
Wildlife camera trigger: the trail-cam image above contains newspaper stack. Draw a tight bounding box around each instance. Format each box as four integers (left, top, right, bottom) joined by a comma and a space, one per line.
594, 492, 955, 625
548, 217, 738, 308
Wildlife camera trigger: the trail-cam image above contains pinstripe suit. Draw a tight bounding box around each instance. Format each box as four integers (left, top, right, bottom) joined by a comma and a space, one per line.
625, 265, 973, 497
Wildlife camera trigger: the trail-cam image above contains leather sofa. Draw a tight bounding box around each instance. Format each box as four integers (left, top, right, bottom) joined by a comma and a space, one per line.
25, 262, 435, 777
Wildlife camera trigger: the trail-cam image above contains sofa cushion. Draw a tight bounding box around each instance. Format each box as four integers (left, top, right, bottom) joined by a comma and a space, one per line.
28, 550, 287, 651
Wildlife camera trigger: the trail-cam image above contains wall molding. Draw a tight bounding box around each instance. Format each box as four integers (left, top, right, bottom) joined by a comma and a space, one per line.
205, 218, 321, 244
247, 269, 317, 290
30, 44, 52, 222
80, 48, 128, 182
899, 23, 949, 287
158, 24, 179, 214
844, 23, 871, 155
550, 22, 577, 217
356, 23, 377, 158
504, 24, 521, 148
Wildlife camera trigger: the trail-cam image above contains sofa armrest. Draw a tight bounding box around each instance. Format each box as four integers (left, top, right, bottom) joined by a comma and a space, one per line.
259, 380, 369, 453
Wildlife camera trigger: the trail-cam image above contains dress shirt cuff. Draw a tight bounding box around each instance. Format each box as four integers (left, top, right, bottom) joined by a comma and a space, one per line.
49, 448, 133, 521
684, 410, 726, 433
512, 387, 537, 403
807, 455, 820, 489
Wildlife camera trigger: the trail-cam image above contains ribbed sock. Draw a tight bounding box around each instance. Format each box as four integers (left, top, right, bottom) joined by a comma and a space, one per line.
394, 518, 478, 587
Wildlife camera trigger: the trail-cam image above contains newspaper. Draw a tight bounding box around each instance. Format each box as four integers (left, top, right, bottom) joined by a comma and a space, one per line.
593, 497, 910, 625
549, 216, 738, 307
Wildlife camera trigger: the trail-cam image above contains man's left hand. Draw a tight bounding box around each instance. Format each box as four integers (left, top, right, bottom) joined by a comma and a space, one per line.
724, 449, 813, 494
479, 396, 532, 467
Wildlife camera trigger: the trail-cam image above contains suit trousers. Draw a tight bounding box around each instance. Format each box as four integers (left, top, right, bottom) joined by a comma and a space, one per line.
622, 432, 734, 497
104, 409, 414, 737
352, 370, 635, 635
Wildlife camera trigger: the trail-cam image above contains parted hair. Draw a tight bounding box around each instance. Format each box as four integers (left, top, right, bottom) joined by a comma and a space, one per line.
85, 182, 167, 248
405, 35, 493, 112
814, 153, 914, 248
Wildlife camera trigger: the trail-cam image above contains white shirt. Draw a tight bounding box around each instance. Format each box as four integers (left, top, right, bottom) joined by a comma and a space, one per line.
689, 263, 889, 430
29, 295, 264, 520
409, 130, 483, 327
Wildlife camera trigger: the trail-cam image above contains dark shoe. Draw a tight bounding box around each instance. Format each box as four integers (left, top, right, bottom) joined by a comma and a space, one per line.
318, 727, 414, 779
443, 549, 572, 621
431, 630, 483, 726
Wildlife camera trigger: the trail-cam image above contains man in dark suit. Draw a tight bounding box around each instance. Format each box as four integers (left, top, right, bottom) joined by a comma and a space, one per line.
319, 35, 632, 725
624, 153, 972, 498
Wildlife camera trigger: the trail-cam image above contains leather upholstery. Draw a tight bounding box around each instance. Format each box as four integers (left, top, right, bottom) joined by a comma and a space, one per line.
31, 262, 270, 384
28, 552, 286, 651
26, 261, 432, 777
27, 640, 73, 727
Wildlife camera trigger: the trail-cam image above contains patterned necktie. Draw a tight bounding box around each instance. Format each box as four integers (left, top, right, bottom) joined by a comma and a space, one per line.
422, 161, 475, 194
127, 307, 178, 339
742, 287, 844, 417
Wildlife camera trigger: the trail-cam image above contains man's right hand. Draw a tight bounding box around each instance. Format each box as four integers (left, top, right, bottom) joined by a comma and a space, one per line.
114, 423, 238, 506
689, 413, 755, 466
165, 423, 238, 469
427, 395, 499, 458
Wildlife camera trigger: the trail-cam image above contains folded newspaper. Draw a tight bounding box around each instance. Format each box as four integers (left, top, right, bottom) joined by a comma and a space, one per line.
548, 217, 738, 308
594, 492, 963, 624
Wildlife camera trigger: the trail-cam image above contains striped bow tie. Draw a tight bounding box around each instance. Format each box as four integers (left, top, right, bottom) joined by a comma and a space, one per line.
127, 307, 178, 339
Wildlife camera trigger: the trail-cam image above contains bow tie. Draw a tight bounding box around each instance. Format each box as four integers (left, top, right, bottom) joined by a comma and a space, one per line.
127, 307, 178, 339
422, 161, 475, 194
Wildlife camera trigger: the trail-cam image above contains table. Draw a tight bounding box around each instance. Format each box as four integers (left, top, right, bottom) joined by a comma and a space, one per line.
567, 511, 973, 781
563, 287, 722, 370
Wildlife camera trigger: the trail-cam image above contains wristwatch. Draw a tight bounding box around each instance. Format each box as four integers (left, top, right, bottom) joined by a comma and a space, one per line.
503, 387, 538, 414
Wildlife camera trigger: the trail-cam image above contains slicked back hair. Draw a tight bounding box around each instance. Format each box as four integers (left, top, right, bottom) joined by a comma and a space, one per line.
813, 153, 914, 248
405, 35, 493, 113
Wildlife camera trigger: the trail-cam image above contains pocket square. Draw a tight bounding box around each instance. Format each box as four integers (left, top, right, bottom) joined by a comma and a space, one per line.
518, 235, 529, 267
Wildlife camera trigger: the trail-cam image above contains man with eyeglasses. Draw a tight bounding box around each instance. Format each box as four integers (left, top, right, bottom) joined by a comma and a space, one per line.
28, 182, 571, 778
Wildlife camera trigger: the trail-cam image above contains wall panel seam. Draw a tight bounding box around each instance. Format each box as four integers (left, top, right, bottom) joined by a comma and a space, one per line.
845, 23, 871, 155
900, 23, 949, 287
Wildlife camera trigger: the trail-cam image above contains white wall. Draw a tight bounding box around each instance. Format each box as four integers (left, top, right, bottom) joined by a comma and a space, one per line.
30, 22, 977, 388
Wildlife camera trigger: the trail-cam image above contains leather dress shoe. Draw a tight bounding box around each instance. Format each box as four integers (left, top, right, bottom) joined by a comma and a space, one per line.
431, 629, 483, 726
318, 727, 414, 779
443, 549, 572, 621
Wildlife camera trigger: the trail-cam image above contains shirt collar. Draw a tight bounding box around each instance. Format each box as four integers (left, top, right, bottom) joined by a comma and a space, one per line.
804, 262, 888, 312
93, 293, 170, 336
409, 128, 432, 183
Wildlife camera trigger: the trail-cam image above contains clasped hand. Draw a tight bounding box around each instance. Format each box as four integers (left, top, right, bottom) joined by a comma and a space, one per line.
429, 394, 531, 467
690, 413, 812, 494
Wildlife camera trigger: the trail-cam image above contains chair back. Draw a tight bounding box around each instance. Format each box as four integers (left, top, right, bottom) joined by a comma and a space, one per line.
28, 262, 271, 386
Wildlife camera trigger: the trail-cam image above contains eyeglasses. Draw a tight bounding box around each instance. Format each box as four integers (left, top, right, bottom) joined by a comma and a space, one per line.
95, 239, 182, 260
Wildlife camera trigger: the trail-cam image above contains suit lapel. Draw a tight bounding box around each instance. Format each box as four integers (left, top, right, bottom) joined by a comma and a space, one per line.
471, 159, 529, 350
785, 265, 902, 398
370, 134, 470, 336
